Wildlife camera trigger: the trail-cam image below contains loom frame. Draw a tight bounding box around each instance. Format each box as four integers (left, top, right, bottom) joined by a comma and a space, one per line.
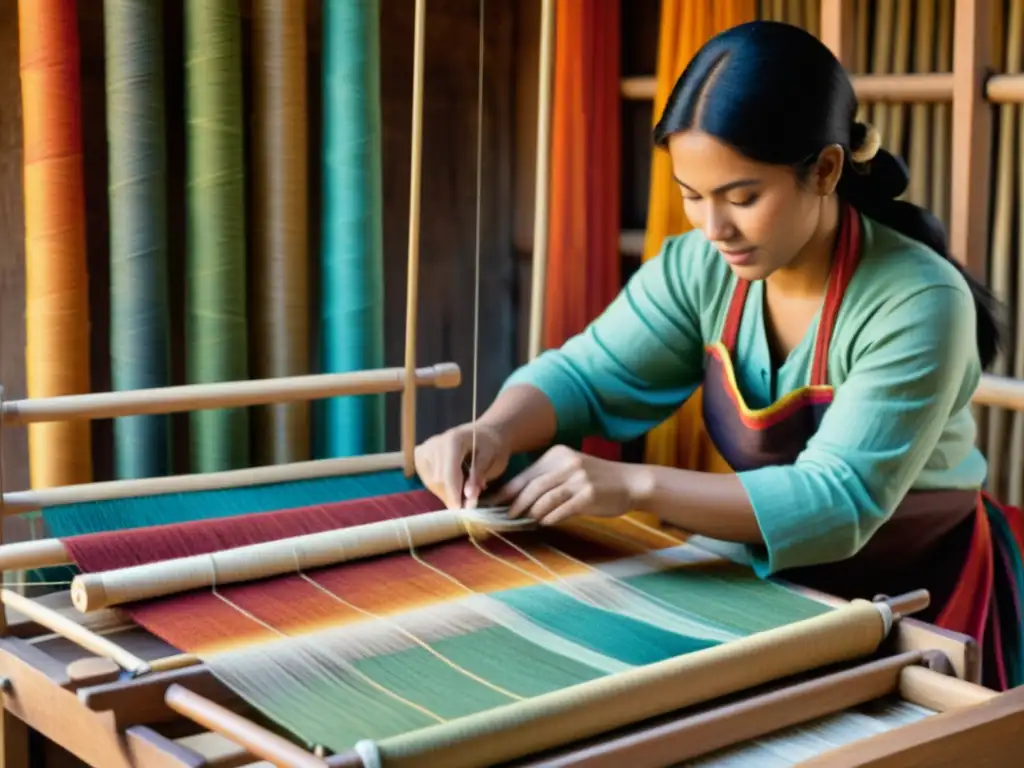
0, 590, 1022, 768
4, 0, 1024, 766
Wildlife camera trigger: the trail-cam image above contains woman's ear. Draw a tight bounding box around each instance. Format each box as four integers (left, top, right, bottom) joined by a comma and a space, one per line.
811, 144, 844, 196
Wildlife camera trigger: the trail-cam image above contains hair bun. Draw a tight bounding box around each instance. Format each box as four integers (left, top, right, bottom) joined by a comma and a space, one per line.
840, 143, 909, 203
850, 121, 881, 163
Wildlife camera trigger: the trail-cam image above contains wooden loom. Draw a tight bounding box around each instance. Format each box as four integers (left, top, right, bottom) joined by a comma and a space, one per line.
2, 3, 1024, 768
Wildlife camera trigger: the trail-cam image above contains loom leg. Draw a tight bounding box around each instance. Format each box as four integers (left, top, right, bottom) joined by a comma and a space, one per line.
0, 708, 30, 768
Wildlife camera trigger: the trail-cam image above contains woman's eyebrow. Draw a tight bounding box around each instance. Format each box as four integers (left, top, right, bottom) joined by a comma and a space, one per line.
674, 176, 761, 194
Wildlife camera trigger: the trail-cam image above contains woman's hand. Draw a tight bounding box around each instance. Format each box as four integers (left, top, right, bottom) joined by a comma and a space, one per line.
414, 422, 512, 509
485, 445, 648, 526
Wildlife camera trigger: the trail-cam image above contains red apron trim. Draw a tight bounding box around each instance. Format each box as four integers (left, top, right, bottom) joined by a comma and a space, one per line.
935, 494, 993, 646
719, 202, 863, 390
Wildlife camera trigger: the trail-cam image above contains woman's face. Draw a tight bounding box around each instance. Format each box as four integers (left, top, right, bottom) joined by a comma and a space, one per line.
667, 130, 841, 282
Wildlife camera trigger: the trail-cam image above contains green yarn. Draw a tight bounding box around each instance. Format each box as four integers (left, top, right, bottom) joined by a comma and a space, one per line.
104, 0, 172, 479
185, 0, 250, 472
318, 0, 386, 459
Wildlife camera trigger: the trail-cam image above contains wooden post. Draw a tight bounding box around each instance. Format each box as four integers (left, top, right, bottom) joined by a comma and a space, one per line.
0, 385, 6, 627
949, 0, 994, 278
527, 0, 555, 360
402, 0, 427, 476
819, 0, 856, 68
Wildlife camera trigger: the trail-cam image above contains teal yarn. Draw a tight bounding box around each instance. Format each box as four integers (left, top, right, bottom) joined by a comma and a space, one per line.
41, 469, 422, 538
318, 0, 386, 459
104, 0, 172, 479
185, 0, 250, 472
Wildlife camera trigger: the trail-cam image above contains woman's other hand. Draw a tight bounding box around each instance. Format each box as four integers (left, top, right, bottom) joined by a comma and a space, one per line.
414, 423, 512, 509
485, 445, 649, 526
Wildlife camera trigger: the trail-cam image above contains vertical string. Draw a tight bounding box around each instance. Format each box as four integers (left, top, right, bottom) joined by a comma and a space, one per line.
470, 0, 485, 487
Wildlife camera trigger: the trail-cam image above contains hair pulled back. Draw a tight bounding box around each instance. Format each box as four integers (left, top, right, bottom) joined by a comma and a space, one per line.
654, 20, 1002, 369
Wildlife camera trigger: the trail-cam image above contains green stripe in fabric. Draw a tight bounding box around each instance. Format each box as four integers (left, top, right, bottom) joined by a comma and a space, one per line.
620, 568, 831, 635
104, 0, 172, 480
491, 585, 719, 665
185, 0, 250, 472
317, 0, 386, 459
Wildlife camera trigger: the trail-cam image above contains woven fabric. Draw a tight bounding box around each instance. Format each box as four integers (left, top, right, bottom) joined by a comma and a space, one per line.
60, 489, 831, 754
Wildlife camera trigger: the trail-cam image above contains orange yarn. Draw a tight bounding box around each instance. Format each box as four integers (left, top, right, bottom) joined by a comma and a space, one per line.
19, 0, 93, 488
642, 1, 756, 479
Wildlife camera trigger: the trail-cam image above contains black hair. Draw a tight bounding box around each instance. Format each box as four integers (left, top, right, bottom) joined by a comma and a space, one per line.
653, 20, 1003, 370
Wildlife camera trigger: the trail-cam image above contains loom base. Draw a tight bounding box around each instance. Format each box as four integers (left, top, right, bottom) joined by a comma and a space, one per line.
0, 589, 1019, 768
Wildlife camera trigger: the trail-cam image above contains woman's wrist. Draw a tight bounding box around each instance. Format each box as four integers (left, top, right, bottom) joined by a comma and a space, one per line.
476, 384, 557, 454
622, 462, 657, 510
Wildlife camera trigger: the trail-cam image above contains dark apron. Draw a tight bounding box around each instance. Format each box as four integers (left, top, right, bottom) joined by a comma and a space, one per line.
699, 201, 1024, 690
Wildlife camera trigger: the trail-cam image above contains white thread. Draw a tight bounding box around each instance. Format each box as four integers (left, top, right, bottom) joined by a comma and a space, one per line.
354, 739, 383, 768
874, 601, 893, 637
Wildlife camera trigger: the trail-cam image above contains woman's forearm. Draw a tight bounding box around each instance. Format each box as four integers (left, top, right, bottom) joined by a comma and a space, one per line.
628, 464, 765, 544
476, 384, 558, 455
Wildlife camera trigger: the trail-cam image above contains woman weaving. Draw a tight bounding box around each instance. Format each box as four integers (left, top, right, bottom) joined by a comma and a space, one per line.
415, 21, 1024, 691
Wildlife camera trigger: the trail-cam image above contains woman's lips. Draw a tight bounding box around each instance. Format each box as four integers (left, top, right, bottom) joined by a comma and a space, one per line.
718, 246, 757, 266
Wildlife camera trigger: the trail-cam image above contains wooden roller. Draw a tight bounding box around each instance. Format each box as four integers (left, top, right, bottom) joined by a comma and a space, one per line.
337, 597, 915, 768
69, 507, 533, 612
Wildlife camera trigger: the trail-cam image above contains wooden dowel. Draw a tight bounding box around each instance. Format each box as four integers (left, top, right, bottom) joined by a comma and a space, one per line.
620, 73, 955, 103
402, 0, 427, 476
0, 538, 70, 572
1, 363, 459, 428
879, 589, 930, 618
148, 653, 201, 674
506, 651, 927, 768
851, 73, 953, 103
973, 373, 1024, 412
2, 451, 404, 515
164, 684, 327, 768
987, 73, 1024, 103
69, 509, 472, 612
898, 665, 998, 713
0, 589, 150, 675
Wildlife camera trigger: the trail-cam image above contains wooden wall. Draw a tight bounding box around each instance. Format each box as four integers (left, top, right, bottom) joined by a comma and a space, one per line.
0, 1, 524, 501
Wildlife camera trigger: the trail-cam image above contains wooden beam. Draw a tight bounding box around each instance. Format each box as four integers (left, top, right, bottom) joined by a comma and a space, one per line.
949, 0, 994, 278
620, 74, 955, 103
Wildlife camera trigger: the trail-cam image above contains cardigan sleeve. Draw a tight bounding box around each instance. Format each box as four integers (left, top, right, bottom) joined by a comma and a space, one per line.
737, 283, 981, 576
502, 234, 710, 443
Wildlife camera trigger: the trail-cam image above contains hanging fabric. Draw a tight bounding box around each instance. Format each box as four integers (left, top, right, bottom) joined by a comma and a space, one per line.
544, 0, 622, 461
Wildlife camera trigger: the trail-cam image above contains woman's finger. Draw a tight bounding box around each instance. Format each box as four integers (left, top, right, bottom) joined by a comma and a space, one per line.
439, 435, 470, 509
464, 441, 499, 504
506, 468, 568, 519
526, 484, 574, 523
537, 492, 589, 526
